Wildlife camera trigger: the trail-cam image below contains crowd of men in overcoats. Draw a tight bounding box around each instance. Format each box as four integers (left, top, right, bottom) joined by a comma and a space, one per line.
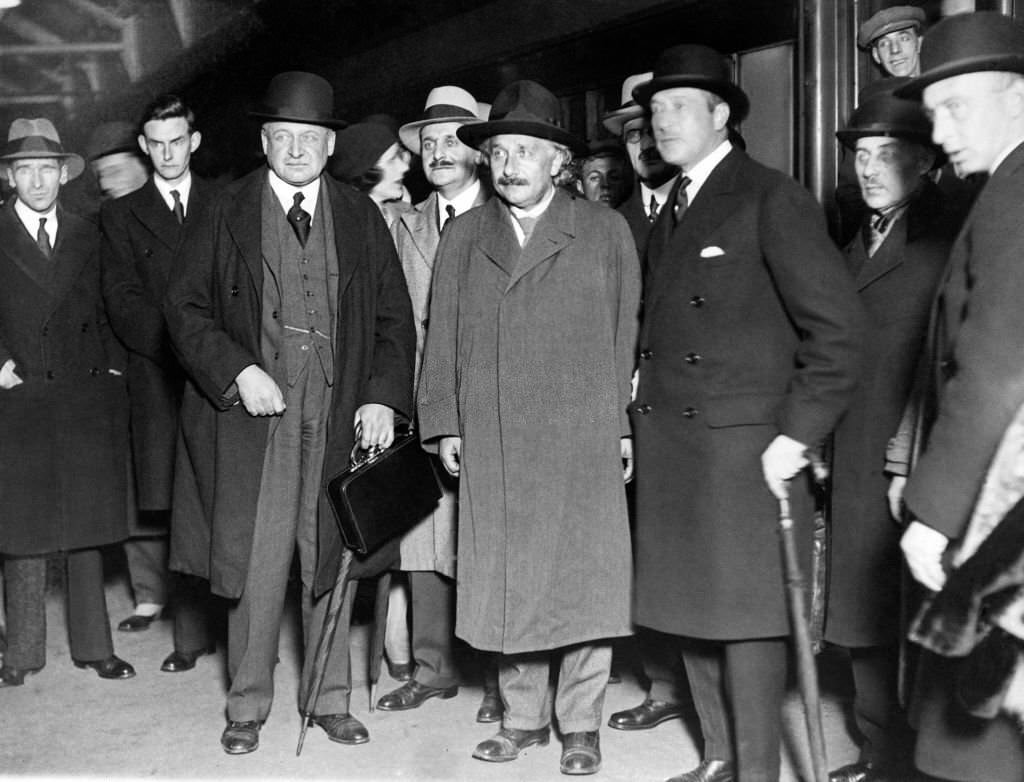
3, 5, 1024, 781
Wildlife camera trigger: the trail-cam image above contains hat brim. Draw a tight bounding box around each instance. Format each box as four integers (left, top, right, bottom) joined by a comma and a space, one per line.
602, 104, 644, 135
398, 116, 484, 155
859, 20, 921, 50
633, 76, 750, 123
457, 120, 588, 157
896, 53, 1024, 98
1, 150, 85, 181
835, 128, 946, 169
250, 108, 347, 129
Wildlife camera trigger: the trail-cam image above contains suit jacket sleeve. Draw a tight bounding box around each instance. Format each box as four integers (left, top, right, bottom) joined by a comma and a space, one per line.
611, 211, 642, 436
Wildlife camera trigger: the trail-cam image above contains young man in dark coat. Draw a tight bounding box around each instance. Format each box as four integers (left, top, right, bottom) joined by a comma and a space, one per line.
100, 94, 217, 671
164, 71, 415, 754
630, 46, 865, 782
0, 118, 135, 686
896, 12, 1024, 781
826, 90, 960, 782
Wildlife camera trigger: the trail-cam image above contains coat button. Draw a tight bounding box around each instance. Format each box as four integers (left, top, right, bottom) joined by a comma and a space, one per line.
689, 296, 705, 307
636, 403, 652, 415
46, 370, 54, 380
683, 407, 698, 418
144, 248, 153, 258
684, 352, 702, 364
41, 326, 48, 337
272, 310, 279, 319
81, 322, 89, 332
89, 368, 100, 376
230, 286, 239, 296
640, 349, 653, 360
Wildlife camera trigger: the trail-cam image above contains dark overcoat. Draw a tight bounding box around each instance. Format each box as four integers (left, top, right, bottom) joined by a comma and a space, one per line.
825, 183, 957, 648
101, 176, 217, 513
0, 201, 131, 554
903, 143, 1024, 782
631, 148, 865, 640
617, 185, 654, 260
417, 190, 641, 654
164, 168, 415, 599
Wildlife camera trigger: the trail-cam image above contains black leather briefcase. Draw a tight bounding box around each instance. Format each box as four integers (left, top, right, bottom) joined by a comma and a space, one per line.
325, 428, 442, 555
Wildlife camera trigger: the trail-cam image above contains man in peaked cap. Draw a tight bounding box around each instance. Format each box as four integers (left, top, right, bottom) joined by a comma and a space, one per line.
859, 5, 927, 79
417, 79, 640, 775
374, 85, 493, 718
826, 89, 962, 782
0, 118, 136, 687
629, 44, 864, 782
164, 71, 415, 754
893, 12, 1024, 781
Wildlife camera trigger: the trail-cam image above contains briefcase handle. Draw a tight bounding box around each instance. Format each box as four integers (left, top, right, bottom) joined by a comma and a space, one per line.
349, 422, 415, 469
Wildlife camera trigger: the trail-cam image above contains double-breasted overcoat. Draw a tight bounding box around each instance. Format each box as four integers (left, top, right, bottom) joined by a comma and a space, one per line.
417, 189, 641, 654
631, 148, 865, 640
0, 202, 130, 555
164, 168, 415, 599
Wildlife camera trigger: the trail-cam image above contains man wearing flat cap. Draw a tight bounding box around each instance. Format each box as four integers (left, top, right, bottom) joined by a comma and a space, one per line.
892, 11, 1024, 781
417, 78, 640, 775
630, 44, 865, 782
371, 85, 493, 718
859, 5, 927, 79
164, 71, 415, 754
826, 89, 961, 782
0, 118, 135, 687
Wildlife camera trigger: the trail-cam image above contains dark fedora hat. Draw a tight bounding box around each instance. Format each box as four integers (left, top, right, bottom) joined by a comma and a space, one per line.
457, 80, 587, 157
1, 118, 85, 180
632, 44, 749, 123
896, 12, 1024, 99
250, 71, 347, 129
837, 93, 934, 148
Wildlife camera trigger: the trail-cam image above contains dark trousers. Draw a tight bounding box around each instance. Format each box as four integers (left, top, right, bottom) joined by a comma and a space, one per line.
682, 636, 788, 782
639, 626, 685, 704
408, 570, 457, 689
171, 572, 214, 654
3, 549, 114, 669
845, 644, 906, 767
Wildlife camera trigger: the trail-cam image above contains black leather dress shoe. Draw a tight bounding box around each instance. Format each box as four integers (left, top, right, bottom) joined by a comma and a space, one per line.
473, 726, 550, 762
666, 759, 735, 782
73, 655, 136, 680
221, 721, 261, 754
386, 659, 413, 681
161, 646, 215, 673
312, 713, 369, 745
0, 665, 40, 687
829, 761, 873, 782
376, 679, 458, 711
560, 731, 601, 775
476, 691, 503, 723
608, 698, 685, 731
117, 613, 160, 632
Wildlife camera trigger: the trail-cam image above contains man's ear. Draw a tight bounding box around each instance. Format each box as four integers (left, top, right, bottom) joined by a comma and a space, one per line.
138, 134, 148, 157
326, 130, 336, 157
871, 47, 882, 66
712, 101, 731, 131
59, 164, 69, 186
190, 131, 202, 153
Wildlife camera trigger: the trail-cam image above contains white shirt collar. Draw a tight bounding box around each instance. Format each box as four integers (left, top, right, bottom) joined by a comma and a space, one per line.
267, 169, 321, 219
153, 171, 192, 216
14, 198, 57, 246
639, 176, 680, 214
681, 140, 733, 203
990, 135, 1024, 175
438, 178, 481, 221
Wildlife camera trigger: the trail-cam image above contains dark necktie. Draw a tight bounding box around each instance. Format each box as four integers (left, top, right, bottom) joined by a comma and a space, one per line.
170, 189, 185, 225
673, 176, 692, 223
867, 210, 892, 258
287, 192, 311, 246
648, 194, 660, 224
36, 217, 52, 259
441, 203, 456, 231
516, 215, 537, 245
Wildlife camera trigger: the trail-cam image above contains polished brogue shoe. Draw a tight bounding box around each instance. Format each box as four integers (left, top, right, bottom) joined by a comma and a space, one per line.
666, 759, 735, 782
472, 726, 550, 762
221, 720, 261, 754
312, 713, 369, 745
0, 665, 41, 687
73, 655, 136, 680
560, 731, 601, 775
829, 761, 874, 782
117, 613, 160, 632
160, 646, 215, 673
386, 659, 414, 681
476, 691, 504, 723
608, 698, 685, 731
376, 679, 458, 711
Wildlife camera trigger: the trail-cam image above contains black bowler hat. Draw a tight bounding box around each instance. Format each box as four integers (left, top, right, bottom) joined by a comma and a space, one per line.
896, 12, 1024, 99
457, 80, 587, 157
250, 71, 347, 129
632, 44, 749, 123
837, 93, 933, 149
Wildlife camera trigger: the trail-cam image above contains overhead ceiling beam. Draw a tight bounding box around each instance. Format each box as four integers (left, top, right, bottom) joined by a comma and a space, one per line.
0, 42, 123, 56
63, 0, 127, 30
3, 12, 64, 44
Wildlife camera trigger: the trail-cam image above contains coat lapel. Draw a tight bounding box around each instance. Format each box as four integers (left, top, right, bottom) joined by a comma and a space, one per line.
223, 169, 265, 287
856, 220, 905, 290
508, 188, 575, 289
46, 206, 92, 309
403, 192, 441, 272
129, 179, 180, 251
325, 175, 359, 299
476, 197, 520, 278
0, 203, 52, 291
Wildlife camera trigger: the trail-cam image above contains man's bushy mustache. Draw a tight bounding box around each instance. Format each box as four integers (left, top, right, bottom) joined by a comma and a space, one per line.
498, 176, 529, 186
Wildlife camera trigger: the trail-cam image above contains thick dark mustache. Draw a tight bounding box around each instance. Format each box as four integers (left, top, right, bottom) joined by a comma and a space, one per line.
639, 149, 662, 163
498, 176, 529, 186
429, 160, 454, 169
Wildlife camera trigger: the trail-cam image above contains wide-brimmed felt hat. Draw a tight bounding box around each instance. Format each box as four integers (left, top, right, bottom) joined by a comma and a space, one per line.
632, 44, 749, 123
858, 5, 926, 49
1, 118, 84, 180
838, 81, 944, 169
330, 122, 399, 182
457, 80, 587, 157
602, 72, 652, 135
250, 71, 347, 129
896, 12, 1024, 99
86, 120, 139, 162
399, 86, 484, 155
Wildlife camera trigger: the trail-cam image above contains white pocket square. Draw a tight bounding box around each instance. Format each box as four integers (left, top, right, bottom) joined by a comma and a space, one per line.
700, 246, 726, 258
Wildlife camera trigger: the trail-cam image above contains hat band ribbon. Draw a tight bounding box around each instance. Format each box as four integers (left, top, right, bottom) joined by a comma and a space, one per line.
421, 104, 477, 121
4, 136, 67, 156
